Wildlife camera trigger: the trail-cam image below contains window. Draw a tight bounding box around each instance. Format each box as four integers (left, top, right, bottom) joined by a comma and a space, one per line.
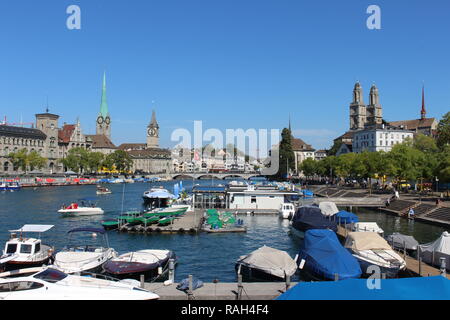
251, 196, 257, 204
6, 243, 17, 254
33, 268, 68, 283
35, 243, 40, 253
20, 244, 32, 254
1, 281, 44, 292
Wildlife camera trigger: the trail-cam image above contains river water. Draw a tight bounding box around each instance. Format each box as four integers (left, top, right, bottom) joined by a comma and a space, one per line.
0, 180, 446, 282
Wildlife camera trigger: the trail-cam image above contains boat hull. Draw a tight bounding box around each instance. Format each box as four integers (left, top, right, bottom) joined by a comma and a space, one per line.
58, 208, 104, 216
235, 264, 288, 282
355, 256, 402, 278
2, 256, 53, 272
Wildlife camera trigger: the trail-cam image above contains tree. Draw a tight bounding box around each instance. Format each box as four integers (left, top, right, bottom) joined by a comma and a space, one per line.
86, 152, 105, 173
435, 145, 450, 183
276, 128, 295, 179
8, 149, 47, 173
299, 158, 317, 178
413, 133, 438, 153
436, 112, 450, 150
107, 150, 133, 173
328, 140, 343, 156
28, 151, 47, 171
60, 147, 90, 174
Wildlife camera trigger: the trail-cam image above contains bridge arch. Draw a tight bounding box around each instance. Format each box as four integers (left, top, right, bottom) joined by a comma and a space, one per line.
172, 174, 194, 180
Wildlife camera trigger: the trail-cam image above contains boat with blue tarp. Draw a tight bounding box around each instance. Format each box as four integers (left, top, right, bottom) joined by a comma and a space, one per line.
290, 206, 337, 238
298, 229, 362, 281
334, 210, 359, 224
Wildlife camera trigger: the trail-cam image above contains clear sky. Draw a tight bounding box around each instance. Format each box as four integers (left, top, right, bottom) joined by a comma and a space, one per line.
1, 0, 449, 150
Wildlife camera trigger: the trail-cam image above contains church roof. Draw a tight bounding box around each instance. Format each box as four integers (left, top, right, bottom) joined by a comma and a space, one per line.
117, 143, 147, 151
388, 118, 436, 131
126, 148, 171, 159
292, 137, 315, 152
99, 72, 109, 118
150, 110, 158, 127
85, 134, 116, 149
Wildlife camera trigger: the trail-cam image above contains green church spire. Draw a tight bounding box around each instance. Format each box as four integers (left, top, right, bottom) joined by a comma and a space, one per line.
99, 72, 109, 118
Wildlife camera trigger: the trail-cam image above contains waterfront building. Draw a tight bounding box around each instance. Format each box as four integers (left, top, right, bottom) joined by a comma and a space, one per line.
352, 125, 414, 153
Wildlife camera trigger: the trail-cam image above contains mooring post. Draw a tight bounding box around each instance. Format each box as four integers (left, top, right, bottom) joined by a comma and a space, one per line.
419, 257, 422, 276
188, 274, 194, 300
440, 257, 447, 277
403, 241, 407, 259
432, 250, 435, 267
237, 274, 243, 300
168, 258, 175, 283
285, 274, 291, 290
140, 274, 145, 288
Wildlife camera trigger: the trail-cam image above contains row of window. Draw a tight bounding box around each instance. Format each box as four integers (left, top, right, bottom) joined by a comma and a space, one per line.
1, 137, 44, 147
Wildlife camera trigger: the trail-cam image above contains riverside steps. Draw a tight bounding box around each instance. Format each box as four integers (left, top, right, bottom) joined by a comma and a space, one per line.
335, 225, 450, 280
118, 210, 204, 234
143, 281, 296, 300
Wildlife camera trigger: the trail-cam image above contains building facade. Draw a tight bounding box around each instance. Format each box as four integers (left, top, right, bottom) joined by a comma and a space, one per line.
352, 126, 414, 153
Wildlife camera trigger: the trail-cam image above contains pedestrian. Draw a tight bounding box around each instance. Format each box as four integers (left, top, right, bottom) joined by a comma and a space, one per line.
408, 208, 415, 218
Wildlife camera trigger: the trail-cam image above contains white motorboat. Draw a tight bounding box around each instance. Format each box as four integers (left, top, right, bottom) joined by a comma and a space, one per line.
344, 232, 406, 278
279, 203, 295, 220
58, 198, 104, 216
353, 222, 384, 235
1, 225, 55, 271
52, 227, 117, 274
96, 185, 112, 195
0, 267, 159, 300
143, 187, 176, 206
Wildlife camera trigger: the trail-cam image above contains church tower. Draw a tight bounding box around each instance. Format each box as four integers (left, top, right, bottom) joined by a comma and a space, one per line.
349, 82, 367, 130
366, 84, 383, 126
147, 110, 159, 148
96, 72, 111, 139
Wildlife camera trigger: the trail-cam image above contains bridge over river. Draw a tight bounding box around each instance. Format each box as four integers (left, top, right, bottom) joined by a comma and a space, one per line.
147, 173, 265, 181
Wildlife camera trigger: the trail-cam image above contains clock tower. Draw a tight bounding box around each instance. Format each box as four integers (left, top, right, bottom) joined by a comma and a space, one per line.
96, 72, 111, 139
147, 110, 159, 148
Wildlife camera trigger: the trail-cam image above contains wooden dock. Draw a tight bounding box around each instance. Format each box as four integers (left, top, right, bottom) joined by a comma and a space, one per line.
314, 197, 386, 208
336, 226, 450, 279
119, 210, 204, 234
144, 281, 295, 300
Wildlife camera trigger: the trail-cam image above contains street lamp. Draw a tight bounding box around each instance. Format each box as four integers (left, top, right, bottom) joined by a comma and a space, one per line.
435, 177, 439, 193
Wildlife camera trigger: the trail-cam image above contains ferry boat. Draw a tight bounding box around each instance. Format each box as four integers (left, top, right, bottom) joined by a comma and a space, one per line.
52, 227, 117, 274
0, 225, 55, 272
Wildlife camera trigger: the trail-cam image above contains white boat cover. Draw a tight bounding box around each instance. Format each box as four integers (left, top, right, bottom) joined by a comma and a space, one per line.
353, 222, 384, 234
318, 202, 339, 217
9, 225, 54, 233
345, 232, 392, 251
420, 232, 450, 255
237, 246, 297, 278
114, 250, 170, 264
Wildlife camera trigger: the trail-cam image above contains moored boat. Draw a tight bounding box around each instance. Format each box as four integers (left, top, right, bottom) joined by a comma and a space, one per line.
386, 232, 419, 255
290, 206, 337, 238
142, 187, 176, 206
0, 225, 55, 272
279, 203, 295, 220
419, 231, 450, 271
103, 249, 176, 281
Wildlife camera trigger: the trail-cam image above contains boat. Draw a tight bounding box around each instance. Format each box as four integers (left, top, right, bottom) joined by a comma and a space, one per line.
353, 222, 384, 235
279, 203, 295, 220
96, 185, 112, 195
142, 187, 176, 206
101, 219, 120, 231
344, 232, 406, 278
290, 206, 337, 238
0, 182, 21, 191
297, 229, 362, 281
103, 249, 176, 281
52, 227, 117, 274
0, 225, 55, 272
58, 198, 104, 217
318, 201, 339, 217
0, 267, 159, 300
385, 233, 419, 255
333, 210, 359, 225
118, 211, 143, 225
235, 246, 298, 282
419, 231, 450, 271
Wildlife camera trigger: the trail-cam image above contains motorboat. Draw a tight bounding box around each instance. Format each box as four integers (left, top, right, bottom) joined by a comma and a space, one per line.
52, 227, 117, 274
419, 231, 450, 271
344, 232, 406, 278
58, 198, 104, 216
353, 222, 384, 235
103, 249, 176, 281
318, 201, 339, 217
0, 267, 159, 300
290, 206, 337, 238
0, 182, 21, 191
297, 229, 362, 281
235, 246, 298, 282
279, 203, 295, 220
0, 225, 55, 272
142, 187, 176, 206
96, 185, 112, 195
386, 233, 419, 255
332, 210, 359, 225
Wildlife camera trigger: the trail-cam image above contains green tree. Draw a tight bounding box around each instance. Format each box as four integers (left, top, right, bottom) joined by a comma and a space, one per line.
108, 150, 133, 173
327, 140, 342, 156
86, 152, 105, 173
28, 151, 47, 171
8, 149, 29, 172
436, 112, 450, 150
277, 128, 295, 179
60, 147, 90, 174
299, 158, 317, 178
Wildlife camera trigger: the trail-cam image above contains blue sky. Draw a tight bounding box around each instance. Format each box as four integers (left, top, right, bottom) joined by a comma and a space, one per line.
1, 0, 449, 150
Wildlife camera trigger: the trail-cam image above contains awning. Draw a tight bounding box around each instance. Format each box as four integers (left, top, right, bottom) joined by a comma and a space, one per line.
9, 225, 54, 233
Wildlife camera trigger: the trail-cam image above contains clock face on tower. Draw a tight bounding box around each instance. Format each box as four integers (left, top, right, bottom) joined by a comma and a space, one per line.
105, 117, 111, 125
148, 127, 157, 137
97, 117, 104, 124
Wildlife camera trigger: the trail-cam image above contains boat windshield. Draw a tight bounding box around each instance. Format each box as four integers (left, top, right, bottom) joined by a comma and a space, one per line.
6, 243, 17, 254
34, 268, 68, 283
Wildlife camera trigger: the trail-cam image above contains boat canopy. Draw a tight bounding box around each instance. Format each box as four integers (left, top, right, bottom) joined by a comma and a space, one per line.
420, 231, 450, 255
318, 202, 339, 217
335, 211, 359, 224
299, 229, 361, 280
353, 222, 384, 234
345, 232, 392, 251
386, 233, 419, 251
9, 225, 54, 233
292, 206, 337, 233
277, 276, 450, 300
237, 246, 298, 279
68, 227, 105, 234
143, 190, 176, 199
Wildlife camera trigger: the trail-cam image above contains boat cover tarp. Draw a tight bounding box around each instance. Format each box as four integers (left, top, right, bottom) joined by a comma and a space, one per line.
9, 225, 54, 233
335, 211, 359, 224
292, 206, 337, 233
144, 190, 176, 199
353, 222, 384, 234
237, 246, 297, 279
345, 232, 392, 251
419, 232, 450, 271
177, 276, 204, 292
386, 233, 419, 251
299, 230, 361, 280
319, 202, 339, 217
276, 276, 450, 300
